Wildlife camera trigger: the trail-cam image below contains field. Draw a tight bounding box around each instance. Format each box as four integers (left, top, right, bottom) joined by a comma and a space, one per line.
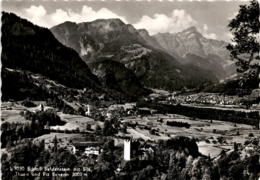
2, 101, 259, 159
122, 114, 260, 158
1, 102, 29, 124
50, 112, 103, 131
33, 133, 82, 150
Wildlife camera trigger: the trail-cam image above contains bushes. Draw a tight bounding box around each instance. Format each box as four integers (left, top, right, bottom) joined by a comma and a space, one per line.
158, 136, 199, 157
137, 101, 259, 126
23, 109, 65, 126
21, 99, 37, 107
166, 121, 191, 128
1, 140, 78, 180
103, 120, 117, 136
0, 109, 65, 148
1, 122, 45, 148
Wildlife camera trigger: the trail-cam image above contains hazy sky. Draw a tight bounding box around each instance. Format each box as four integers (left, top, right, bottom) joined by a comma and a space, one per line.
2, 0, 249, 41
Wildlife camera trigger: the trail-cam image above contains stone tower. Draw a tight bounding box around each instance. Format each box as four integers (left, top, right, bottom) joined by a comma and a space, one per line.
85, 104, 91, 116
124, 139, 131, 161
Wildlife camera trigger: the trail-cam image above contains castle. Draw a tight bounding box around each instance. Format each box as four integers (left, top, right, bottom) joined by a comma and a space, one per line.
124, 139, 131, 161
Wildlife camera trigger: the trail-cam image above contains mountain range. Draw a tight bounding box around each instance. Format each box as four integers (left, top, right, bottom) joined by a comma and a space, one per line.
153, 27, 236, 79
51, 19, 228, 91
1, 12, 149, 101
2, 12, 237, 102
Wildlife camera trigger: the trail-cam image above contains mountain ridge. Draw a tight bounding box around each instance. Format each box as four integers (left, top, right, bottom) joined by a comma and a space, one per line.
51, 19, 218, 91
153, 26, 236, 80
1, 12, 149, 101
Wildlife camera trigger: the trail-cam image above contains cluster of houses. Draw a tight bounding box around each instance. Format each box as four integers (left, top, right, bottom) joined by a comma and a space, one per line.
70, 141, 103, 156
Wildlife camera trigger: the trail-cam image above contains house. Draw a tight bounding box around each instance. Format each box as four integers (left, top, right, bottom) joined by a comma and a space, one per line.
85, 104, 92, 116
245, 144, 255, 153
124, 103, 136, 111
106, 111, 113, 119
139, 147, 155, 161
71, 141, 103, 156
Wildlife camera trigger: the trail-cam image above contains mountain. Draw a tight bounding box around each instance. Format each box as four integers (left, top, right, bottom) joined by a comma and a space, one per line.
50, 19, 147, 62
51, 20, 218, 90
1, 12, 100, 90
1, 12, 150, 100
153, 27, 236, 80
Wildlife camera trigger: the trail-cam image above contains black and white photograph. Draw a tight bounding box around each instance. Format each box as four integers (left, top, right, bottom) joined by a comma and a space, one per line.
1, 0, 260, 179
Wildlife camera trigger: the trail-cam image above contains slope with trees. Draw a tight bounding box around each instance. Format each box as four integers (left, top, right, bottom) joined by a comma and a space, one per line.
1, 12, 100, 90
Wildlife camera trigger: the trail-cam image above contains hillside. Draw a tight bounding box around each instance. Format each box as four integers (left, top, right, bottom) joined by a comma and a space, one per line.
88, 59, 150, 98
1, 12, 100, 90
51, 20, 218, 90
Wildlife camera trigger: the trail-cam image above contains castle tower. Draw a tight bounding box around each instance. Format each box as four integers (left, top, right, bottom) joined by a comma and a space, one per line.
85, 104, 91, 116
87, 105, 90, 115
40, 103, 44, 112
124, 139, 131, 161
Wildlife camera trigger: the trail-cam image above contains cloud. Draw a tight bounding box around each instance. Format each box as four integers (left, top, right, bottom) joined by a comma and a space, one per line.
24, 5, 47, 23
134, 9, 197, 35
19, 5, 127, 28
199, 24, 217, 39
134, 9, 217, 39
17, 5, 217, 39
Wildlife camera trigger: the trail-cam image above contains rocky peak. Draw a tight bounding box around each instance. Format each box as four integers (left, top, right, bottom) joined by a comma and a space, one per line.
176, 26, 203, 39
138, 29, 150, 37
182, 26, 198, 33
84, 18, 126, 32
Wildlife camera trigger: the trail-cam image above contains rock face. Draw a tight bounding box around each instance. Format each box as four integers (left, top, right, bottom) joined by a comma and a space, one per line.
51, 20, 218, 90
153, 27, 237, 80
51, 19, 146, 62
88, 59, 150, 98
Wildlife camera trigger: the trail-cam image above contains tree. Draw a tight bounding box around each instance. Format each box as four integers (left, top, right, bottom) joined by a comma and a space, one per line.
227, 0, 260, 89
103, 120, 115, 136
95, 124, 101, 132
53, 135, 58, 152
122, 123, 127, 133
86, 124, 92, 131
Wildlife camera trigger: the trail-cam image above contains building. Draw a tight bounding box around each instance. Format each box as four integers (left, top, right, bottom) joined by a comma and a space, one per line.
109, 103, 136, 111
123, 139, 154, 161
124, 139, 131, 161
71, 141, 103, 156
40, 103, 44, 111
124, 103, 136, 111
106, 111, 113, 119
85, 104, 92, 116
139, 147, 155, 161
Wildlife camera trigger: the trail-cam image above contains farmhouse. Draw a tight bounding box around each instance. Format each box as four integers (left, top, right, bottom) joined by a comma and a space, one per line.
71, 141, 103, 156
139, 147, 155, 161
109, 103, 136, 111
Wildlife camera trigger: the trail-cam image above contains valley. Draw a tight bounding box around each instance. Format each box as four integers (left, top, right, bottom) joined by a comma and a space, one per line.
1, 3, 260, 179
2, 100, 259, 159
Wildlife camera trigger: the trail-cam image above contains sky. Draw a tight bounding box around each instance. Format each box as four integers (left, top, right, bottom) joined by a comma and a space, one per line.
2, 0, 250, 41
